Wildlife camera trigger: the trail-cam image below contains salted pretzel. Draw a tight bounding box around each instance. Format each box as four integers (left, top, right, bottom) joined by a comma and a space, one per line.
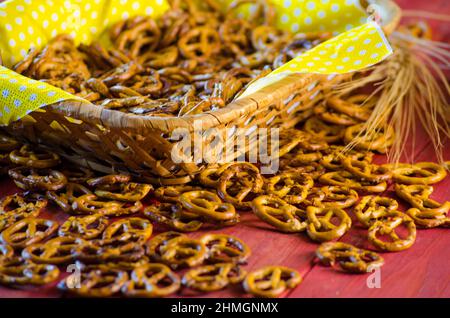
344, 124, 395, 153
146, 231, 186, 262
47, 183, 92, 213
280, 161, 326, 180
154, 185, 203, 203
144, 203, 203, 232
320, 145, 373, 171
297, 187, 326, 208
95, 182, 152, 202
314, 103, 358, 126
319, 171, 387, 193
395, 184, 450, 214
72, 194, 143, 216
306, 206, 352, 242
123, 263, 181, 297
179, 190, 237, 222
9, 167, 67, 191
22, 237, 86, 264
159, 236, 207, 269
77, 238, 145, 264
58, 265, 128, 297
60, 166, 95, 184
342, 157, 391, 182
9, 145, 60, 168
0, 218, 58, 249
179, 27, 221, 61
87, 174, 131, 188
327, 96, 373, 122
387, 162, 447, 185
252, 195, 307, 233
0, 193, 47, 218
198, 163, 234, 188
58, 214, 108, 240
0, 133, 20, 152
280, 148, 323, 166
316, 242, 384, 273
217, 163, 264, 210
183, 263, 246, 292
102, 218, 153, 243
243, 265, 302, 298
0, 258, 60, 286
319, 186, 359, 209
354, 196, 399, 227
368, 211, 417, 252
200, 234, 251, 264
265, 172, 313, 204
303, 116, 344, 143
406, 208, 449, 228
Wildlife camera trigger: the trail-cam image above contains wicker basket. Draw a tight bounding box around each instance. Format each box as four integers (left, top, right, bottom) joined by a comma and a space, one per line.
4, 0, 401, 185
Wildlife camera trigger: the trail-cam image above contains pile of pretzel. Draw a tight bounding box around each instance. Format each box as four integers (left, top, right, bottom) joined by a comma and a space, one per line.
12, 0, 331, 116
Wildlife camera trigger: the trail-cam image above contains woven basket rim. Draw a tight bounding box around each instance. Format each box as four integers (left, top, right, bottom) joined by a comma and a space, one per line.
43, 0, 401, 133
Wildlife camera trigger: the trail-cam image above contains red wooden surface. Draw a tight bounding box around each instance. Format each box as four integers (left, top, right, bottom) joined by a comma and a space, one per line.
0, 0, 449, 298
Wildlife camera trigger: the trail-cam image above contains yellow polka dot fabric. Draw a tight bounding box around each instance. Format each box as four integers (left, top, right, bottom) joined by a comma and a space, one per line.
0, 0, 393, 125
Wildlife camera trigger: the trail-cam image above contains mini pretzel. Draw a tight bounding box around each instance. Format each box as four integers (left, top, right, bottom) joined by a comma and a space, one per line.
0, 259, 60, 286
87, 174, 131, 188
0, 218, 58, 249
9, 145, 60, 168
368, 211, 417, 252
198, 163, 234, 188
298, 187, 326, 208
320, 145, 373, 171
243, 266, 302, 298
0, 193, 47, 218
60, 166, 94, 184
406, 208, 449, 228
306, 206, 352, 242
319, 171, 387, 193
77, 239, 145, 264
179, 191, 237, 222
303, 116, 344, 143
182, 263, 246, 292
265, 172, 313, 204
316, 242, 384, 273
159, 236, 207, 269
354, 196, 399, 227
217, 163, 264, 210
123, 263, 181, 298
144, 203, 203, 232
342, 157, 391, 182
9, 167, 67, 191
280, 162, 326, 180
22, 237, 86, 264
102, 218, 153, 243
252, 195, 307, 233
394, 184, 450, 214
59, 214, 108, 240
327, 96, 373, 122
58, 266, 128, 297
200, 234, 251, 264
146, 231, 185, 262
95, 182, 152, 202
154, 185, 203, 203
0, 243, 14, 265
179, 27, 221, 61
72, 194, 143, 216
0, 133, 20, 152
47, 183, 92, 213
344, 124, 395, 153
320, 186, 359, 209
388, 162, 447, 185
314, 103, 358, 126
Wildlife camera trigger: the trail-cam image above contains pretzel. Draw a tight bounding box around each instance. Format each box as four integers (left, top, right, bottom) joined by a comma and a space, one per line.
87, 174, 131, 188
179, 27, 221, 61
319, 171, 387, 193
123, 263, 181, 297
95, 182, 152, 202
200, 234, 251, 264
297, 187, 326, 208
306, 206, 352, 242
77, 239, 145, 264
387, 162, 447, 185
0, 243, 14, 265
159, 236, 207, 269
9, 145, 60, 168
303, 116, 344, 143
314, 103, 358, 126
217, 163, 264, 210
59, 214, 108, 240
243, 266, 302, 298
368, 211, 417, 252
316, 242, 384, 273
154, 185, 203, 203
9, 167, 67, 191
72, 194, 143, 216
198, 163, 234, 188
144, 203, 203, 232
0, 258, 60, 286
354, 196, 399, 227
320, 186, 358, 209
46, 183, 92, 213
0, 218, 58, 249
327, 96, 373, 122
58, 266, 128, 297
394, 184, 450, 214
280, 148, 323, 166
146, 231, 186, 263
183, 263, 246, 292
102, 218, 153, 243
252, 195, 307, 233
344, 124, 395, 153
0, 193, 47, 218
22, 237, 86, 264
265, 172, 313, 204
0, 133, 20, 152
342, 157, 391, 182
179, 190, 237, 222
406, 208, 449, 228
320, 145, 373, 171
60, 166, 95, 184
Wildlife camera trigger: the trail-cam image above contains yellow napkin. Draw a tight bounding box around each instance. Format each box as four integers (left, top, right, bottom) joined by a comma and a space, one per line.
0, 0, 393, 125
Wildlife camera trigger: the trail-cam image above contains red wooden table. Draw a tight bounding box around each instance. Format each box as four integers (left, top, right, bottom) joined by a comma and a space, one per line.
0, 0, 449, 298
